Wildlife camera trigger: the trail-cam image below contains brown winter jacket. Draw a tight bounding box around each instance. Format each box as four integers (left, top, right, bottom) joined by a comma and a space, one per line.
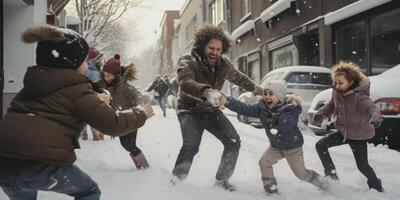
109, 78, 143, 110
317, 75, 381, 141
176, 50, 263, 113
0, 66, 147, 169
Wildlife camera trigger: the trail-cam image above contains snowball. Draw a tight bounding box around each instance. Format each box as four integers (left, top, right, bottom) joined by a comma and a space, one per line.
51, 50, 59, 58
270, 128, 278, 135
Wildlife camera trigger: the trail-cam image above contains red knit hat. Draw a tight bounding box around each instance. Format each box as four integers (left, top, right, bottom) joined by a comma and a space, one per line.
103, 54, 121, 75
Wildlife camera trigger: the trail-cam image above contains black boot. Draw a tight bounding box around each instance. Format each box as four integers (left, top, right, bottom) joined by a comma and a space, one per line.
368, 178, 384, 192
325, 169, 339, 181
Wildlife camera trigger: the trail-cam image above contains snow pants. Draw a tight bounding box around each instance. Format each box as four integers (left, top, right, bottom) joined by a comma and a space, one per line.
315, 131, 380, 183
119, 130, 142, 157
259, 146, 315, 182
172, 111, 241, 181
0, 164, 100, 200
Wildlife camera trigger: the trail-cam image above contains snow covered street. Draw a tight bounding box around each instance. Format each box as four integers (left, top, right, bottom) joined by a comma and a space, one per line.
1, 107, 399, 200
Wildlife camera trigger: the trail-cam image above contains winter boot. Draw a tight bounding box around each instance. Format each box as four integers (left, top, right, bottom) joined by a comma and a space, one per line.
262, 177, 278, 194
214, 179, 236, 191
130, 152, 150, 169
367, 178, 384, 192
325, 169, 339, 181
309, 171, 329, 190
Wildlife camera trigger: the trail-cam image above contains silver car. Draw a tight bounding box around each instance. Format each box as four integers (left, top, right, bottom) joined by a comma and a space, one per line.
237, 66, 332, 125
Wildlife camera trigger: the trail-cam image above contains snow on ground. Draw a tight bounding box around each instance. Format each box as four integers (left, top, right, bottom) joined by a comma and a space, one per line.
1, 106, 399, 200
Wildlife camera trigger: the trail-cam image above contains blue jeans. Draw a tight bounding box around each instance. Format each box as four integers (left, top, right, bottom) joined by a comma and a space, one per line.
0, 164, 100, 200
156, 96, 166, 116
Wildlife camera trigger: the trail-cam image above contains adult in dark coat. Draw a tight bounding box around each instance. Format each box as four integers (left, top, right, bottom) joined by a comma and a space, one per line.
147, 75, 169, 117
171, 25, 263, 191
0, 25, 153, 200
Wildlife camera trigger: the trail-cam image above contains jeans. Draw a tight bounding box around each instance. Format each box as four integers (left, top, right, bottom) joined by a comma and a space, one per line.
119, 130, 142, 156
0, 164, 100, 200
156, 96, 167, 116
172, 111, 241, 181
315, 132, 380, 183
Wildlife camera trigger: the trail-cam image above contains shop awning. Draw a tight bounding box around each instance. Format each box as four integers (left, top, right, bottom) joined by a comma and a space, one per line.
324, 0, 392, 25
260, 0, 296, 23
232, 19, 255, 39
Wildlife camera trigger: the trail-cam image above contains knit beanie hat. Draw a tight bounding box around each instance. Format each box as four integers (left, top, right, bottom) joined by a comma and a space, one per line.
21, 24, 89, 69
264, 80, 288, 103
103, 54, 121, 75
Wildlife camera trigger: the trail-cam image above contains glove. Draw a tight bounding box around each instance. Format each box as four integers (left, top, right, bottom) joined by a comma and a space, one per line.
369, 118, 382, 128
206, 89, 222, 107
313, 113, 324, 127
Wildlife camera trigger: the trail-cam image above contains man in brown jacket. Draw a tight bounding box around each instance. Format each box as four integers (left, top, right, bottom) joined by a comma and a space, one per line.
0, 25, 153, 200
171, 25, 263, 191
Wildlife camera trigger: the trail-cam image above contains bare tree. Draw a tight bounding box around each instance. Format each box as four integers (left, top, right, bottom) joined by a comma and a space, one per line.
73, 0, 142, 43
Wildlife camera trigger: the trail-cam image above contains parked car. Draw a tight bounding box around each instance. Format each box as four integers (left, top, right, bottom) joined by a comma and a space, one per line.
237, 66, 332, 125
307, 64, 400, 150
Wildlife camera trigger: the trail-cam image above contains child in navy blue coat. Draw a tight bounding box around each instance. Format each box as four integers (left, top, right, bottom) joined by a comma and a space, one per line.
220, 80, 327, 194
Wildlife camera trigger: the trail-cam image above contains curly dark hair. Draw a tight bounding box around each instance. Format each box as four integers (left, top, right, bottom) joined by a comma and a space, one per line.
192, 25, 233, 56
331, 61, 363, 87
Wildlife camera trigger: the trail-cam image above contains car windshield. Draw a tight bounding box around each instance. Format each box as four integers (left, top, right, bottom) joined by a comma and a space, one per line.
286, 72, 332, 85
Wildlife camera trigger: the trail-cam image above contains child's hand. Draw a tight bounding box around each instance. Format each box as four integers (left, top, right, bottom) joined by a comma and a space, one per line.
218, 95, 227, 108
97, 93, 111, 104
143, 104, 155, 119
313, 113, 324, 127
369, 117, 382, 128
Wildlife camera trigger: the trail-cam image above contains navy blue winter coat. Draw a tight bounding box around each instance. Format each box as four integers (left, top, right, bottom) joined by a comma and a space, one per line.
226, 97, 303, 150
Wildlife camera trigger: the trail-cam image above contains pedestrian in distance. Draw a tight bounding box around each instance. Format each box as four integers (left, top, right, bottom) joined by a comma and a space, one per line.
219, 80, 329, 194
0, 24, 154, 200
171, 25, 263, 191
147, 74, 169, 117
313, 61, 384, 192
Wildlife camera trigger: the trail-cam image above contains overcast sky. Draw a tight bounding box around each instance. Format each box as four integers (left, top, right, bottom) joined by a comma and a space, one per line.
122, 0, 186, 55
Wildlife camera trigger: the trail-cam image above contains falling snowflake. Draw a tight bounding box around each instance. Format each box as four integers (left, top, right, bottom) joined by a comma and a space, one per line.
352, 51, 357, 54
51, 50, 59, 58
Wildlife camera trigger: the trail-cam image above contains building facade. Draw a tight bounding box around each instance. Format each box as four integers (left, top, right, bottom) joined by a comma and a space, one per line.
1, 0, 70, 117
229, 0, 400, 88
159, 10, 180, 76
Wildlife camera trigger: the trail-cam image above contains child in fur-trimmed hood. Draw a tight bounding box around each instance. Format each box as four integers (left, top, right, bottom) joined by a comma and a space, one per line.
219, 80, 328, 194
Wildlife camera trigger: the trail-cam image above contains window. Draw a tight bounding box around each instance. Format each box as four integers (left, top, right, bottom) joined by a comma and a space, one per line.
210, 0, 225, 25
241, 0, 251, 18
286, 72, 331, 85
370, 9, 400, 75
335, 20, 367, 74
271, 44, 299, 69
185, 15, 198, 44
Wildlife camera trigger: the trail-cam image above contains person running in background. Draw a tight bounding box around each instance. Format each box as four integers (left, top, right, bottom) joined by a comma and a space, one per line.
147, 75, 169, 117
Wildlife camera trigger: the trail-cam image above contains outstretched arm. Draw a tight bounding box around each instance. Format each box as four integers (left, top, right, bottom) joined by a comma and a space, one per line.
224, 96, 261, 118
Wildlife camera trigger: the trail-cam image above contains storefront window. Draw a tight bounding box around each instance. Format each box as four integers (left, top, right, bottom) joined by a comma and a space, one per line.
271, 44, 299, 69
335, 20, 367, 74
370, 9, 400, 75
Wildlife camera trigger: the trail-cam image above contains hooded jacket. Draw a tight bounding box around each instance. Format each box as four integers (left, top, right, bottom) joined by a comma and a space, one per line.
318, 75, 381, 141
176, 50, 263, 113
0, 66, 147, 173
226, 95, 304, 150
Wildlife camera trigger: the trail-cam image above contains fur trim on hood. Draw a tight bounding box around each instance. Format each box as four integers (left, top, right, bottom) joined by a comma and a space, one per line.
286, 94, 302, 107
21, 24, 65, 43
123, 63, 138, 81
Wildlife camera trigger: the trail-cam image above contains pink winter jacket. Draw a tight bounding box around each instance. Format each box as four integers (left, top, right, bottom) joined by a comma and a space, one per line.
318, 75, 382, 141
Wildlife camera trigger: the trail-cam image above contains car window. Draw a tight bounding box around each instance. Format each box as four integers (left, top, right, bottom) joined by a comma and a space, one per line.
286, 72, 332, 85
